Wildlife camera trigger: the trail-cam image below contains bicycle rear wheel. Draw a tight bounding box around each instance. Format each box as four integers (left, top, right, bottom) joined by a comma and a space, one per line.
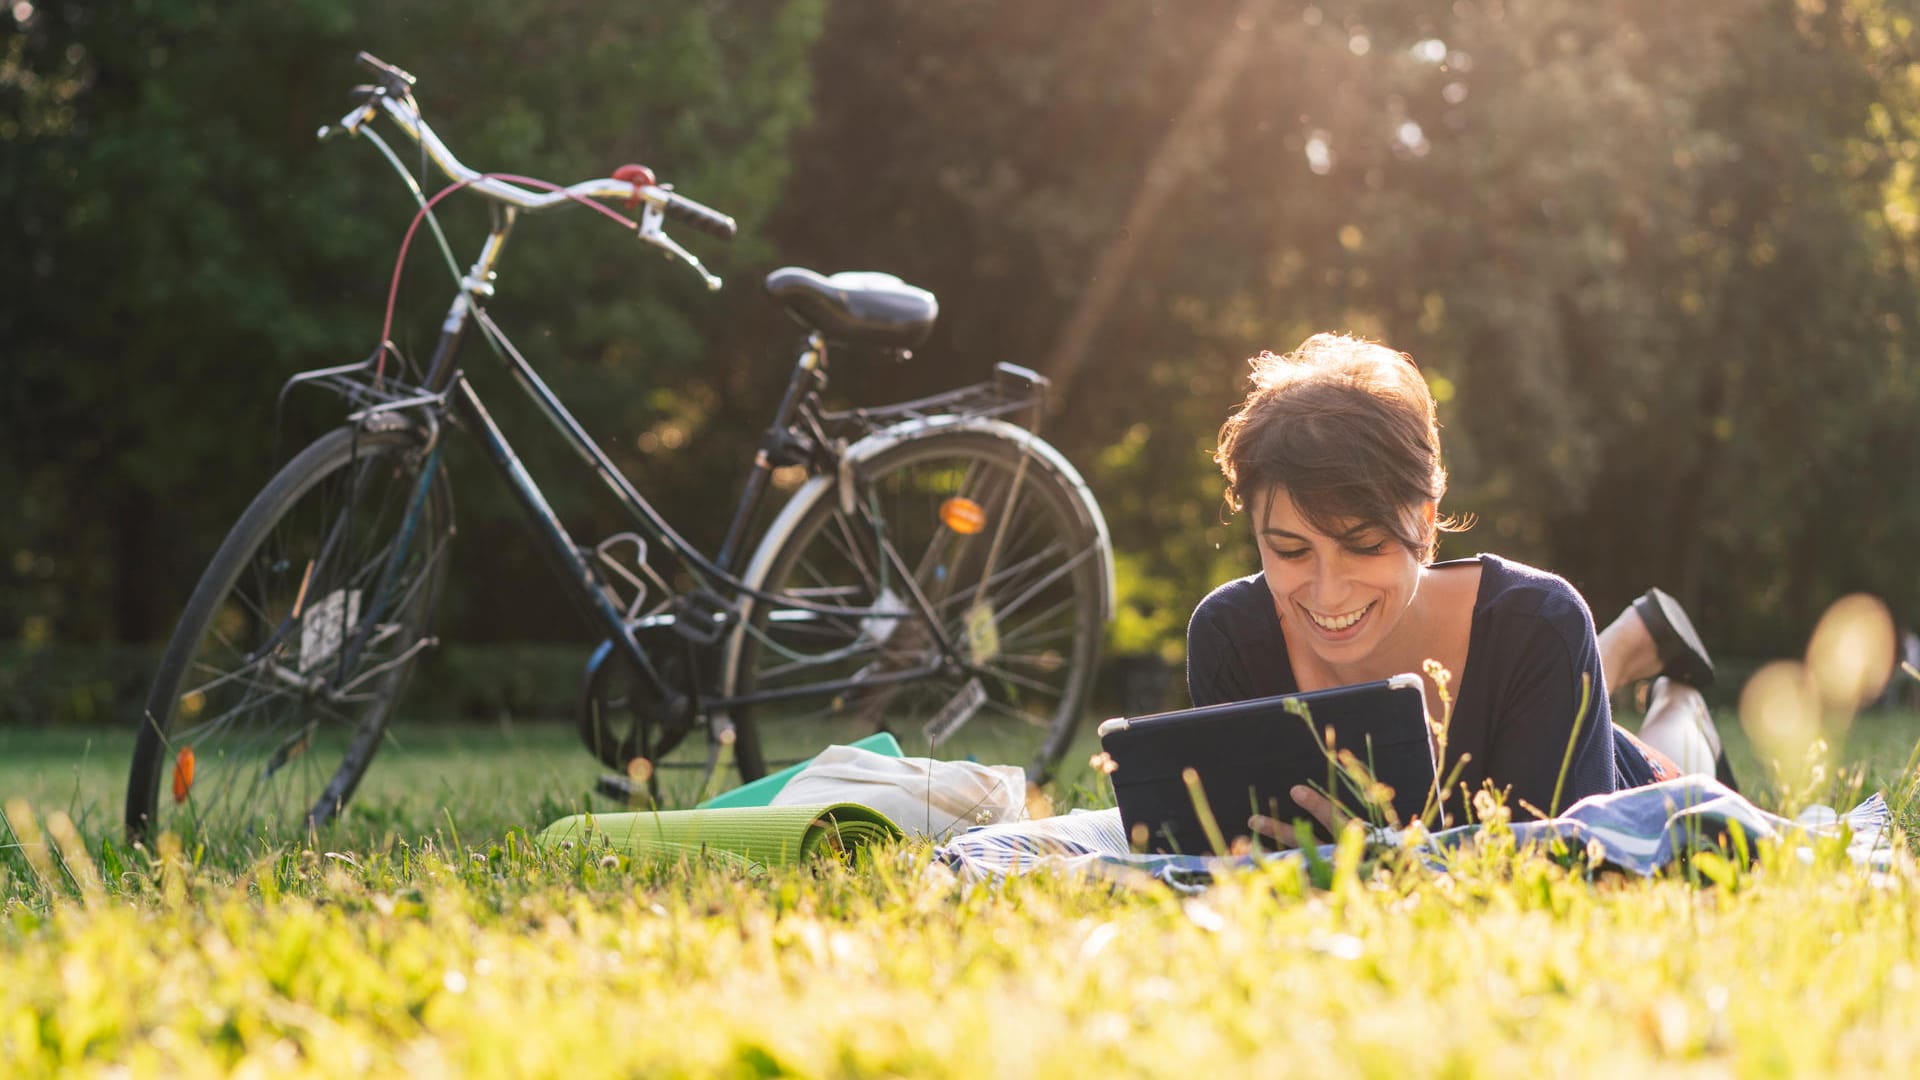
125, 424, 451, 847
728, 427, 1106, 783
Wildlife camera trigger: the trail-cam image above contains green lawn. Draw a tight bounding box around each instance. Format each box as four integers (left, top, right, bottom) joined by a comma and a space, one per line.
5, 701, 1909, 843
2, 709, 1918, 1077
0, 711, 1113, 849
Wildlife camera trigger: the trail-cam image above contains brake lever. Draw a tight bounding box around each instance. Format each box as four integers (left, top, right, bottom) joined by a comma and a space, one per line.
318, 83, 389, 142
637, 201, 722, 291
355, 51, 417, 95
318, 101, 376, 142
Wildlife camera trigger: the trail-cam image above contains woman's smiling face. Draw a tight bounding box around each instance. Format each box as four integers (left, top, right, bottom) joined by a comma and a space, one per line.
1255, 486, 1430, 669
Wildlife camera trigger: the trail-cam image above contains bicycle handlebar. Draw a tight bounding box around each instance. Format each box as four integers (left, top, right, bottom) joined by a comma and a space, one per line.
319, 54, 736, 284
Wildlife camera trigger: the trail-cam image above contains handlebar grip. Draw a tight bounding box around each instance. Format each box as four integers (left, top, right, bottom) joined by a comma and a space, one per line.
663, 192, 737, 241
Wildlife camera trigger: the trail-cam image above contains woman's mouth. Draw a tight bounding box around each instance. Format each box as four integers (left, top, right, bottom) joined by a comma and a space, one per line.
1302, 601, 1373, 639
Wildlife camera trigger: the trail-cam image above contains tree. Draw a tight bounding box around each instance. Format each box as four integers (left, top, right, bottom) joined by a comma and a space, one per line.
1, 0, 823, 645
773, 0, 1920, 667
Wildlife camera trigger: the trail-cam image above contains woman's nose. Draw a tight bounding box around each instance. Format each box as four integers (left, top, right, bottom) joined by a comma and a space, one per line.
1309, 558, 1352, 607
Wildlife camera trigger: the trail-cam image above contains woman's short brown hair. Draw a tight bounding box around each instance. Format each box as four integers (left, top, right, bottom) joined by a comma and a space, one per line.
1214, 333, 1460, 562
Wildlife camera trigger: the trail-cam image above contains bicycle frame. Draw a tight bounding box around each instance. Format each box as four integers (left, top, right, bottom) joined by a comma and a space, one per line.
354, 210, 1012, 744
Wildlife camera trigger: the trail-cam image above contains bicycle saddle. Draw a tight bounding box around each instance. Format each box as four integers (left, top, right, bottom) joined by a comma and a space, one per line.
764, 267, 938, 350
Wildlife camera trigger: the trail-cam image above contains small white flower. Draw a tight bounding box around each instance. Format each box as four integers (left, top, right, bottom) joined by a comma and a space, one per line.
1183, 899, 1226, 933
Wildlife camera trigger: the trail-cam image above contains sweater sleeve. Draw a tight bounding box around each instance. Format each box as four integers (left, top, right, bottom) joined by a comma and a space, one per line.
1478, 597, 1618, 819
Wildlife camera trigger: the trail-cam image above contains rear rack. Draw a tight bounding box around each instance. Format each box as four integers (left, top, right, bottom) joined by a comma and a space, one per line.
820, 362, 1050, 436
268, 347, 447, 467
277, 347, 443, 425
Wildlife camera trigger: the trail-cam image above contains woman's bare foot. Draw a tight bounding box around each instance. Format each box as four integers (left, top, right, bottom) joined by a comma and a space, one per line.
1599, 588, 1717, 697
1598, 604, 1664, 690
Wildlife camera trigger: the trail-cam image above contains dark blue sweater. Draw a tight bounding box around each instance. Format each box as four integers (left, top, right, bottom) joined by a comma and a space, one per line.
1186, 554, 1657, 822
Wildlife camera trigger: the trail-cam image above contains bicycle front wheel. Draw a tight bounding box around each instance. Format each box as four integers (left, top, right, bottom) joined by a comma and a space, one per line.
125, 424, 452, 847
729, 426, 1107, 783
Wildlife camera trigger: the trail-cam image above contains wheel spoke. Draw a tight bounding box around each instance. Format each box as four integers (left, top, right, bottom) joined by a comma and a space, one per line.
973, 660, 1066, 699
826, 511, 884, 597
177, 678, 303, 747
970, 544, 1096, 629
992, 596, 1083, 651
931, 540, 1073, 620
181, 655, 286, 704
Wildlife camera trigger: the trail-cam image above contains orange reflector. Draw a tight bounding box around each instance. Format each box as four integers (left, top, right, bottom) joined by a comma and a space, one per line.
939, 497, 987, 535
626, 757, 654, 784
172, 748, 196, 804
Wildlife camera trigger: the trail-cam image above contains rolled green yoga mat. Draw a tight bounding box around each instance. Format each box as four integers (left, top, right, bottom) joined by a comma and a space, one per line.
538, 803, 902, 869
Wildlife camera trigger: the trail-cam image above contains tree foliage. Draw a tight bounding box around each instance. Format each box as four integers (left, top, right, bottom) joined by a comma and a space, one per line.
2, 0, 822, 643
777, 0, 1920, 657
6, 0, 1919, 680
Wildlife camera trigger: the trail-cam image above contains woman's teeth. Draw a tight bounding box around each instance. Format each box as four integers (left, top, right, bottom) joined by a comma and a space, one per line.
1308, 603, 1370, 631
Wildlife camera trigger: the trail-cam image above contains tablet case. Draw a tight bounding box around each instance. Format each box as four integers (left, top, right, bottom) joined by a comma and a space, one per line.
1097, 673, 1436, 854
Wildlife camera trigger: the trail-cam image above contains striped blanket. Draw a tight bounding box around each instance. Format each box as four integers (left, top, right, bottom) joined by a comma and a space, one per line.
934, 777, 1897, 890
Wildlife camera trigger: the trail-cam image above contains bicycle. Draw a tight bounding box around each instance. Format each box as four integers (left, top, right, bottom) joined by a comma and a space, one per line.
124, 54, 1116, 846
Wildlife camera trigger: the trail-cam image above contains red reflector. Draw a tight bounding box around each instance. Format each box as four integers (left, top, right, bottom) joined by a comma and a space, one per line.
172, 748, 196, 804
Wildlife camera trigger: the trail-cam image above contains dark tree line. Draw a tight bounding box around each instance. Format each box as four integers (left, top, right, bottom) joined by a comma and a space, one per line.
6, 0, 1919, 702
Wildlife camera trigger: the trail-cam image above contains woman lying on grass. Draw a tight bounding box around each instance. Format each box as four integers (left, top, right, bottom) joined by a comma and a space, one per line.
1188, 333, 1734, 846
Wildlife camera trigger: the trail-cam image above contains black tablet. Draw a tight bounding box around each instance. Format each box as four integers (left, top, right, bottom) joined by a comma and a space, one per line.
1096, 674, 1437, 854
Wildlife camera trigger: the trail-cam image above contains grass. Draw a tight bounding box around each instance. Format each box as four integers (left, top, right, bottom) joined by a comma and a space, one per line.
2, 707, 1918, 1077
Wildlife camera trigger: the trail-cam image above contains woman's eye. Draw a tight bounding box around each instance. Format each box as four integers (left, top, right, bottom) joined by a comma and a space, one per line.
1348, 541, 1389, 556
1270, 547, 1310, 561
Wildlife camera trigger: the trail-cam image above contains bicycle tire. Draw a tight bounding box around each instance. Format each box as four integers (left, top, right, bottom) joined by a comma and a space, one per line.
727, 424, 1108, 784
125, 424, 452, 847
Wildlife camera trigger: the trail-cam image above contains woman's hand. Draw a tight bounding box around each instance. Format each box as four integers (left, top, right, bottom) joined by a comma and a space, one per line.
1248, 785, 1342, 849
